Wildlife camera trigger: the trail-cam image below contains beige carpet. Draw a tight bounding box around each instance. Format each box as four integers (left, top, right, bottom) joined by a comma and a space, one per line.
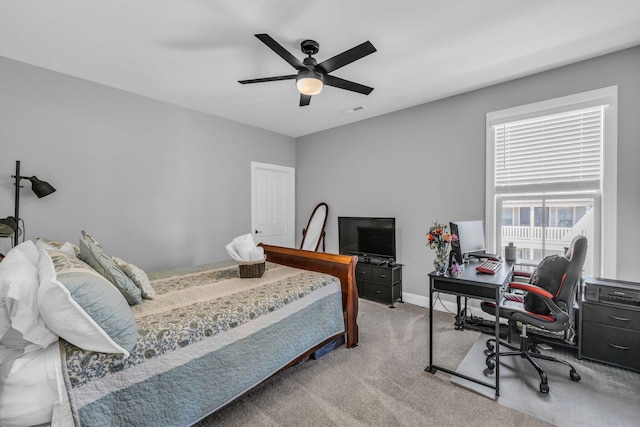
196, 300, 551, 426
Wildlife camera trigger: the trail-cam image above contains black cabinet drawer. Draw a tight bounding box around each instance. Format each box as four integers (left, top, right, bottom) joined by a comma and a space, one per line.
355, 263, 402, 307
356, 265, 371, 282
582, 303, 640, 329
363, 282, 392, 303
582, 322, 640, 371
371, 266, 393, 285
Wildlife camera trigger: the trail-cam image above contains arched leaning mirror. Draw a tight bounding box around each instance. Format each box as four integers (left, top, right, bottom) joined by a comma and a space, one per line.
300, 202, 328, 252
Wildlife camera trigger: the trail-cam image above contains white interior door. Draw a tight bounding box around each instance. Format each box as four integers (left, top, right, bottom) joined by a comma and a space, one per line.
251, 162, 295, 247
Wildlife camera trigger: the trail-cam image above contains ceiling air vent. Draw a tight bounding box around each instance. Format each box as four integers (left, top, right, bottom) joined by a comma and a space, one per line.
344, 106, 366, 114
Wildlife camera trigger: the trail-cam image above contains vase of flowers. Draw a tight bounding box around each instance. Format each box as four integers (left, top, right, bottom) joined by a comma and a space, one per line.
426, 220, 458, 276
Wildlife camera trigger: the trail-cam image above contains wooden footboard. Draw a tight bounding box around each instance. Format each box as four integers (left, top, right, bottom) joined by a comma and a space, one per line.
259, 244, 359, 348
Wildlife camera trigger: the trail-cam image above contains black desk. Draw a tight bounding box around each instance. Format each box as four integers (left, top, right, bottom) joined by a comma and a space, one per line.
426, 260, 514, 396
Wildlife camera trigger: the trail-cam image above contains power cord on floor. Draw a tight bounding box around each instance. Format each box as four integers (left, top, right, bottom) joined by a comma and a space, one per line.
432, 292, 456, 315
431, 293, 510, 339
432, 293, 486, 321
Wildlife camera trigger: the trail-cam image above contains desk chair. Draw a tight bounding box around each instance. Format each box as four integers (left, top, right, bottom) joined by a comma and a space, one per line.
480, 235, 588, 393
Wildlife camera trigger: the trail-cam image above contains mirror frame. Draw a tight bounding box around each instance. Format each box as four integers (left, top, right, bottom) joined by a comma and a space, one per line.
300, 202, 328, 252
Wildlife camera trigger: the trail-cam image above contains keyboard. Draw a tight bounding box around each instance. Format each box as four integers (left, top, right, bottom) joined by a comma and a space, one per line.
468, 251, 500, 260
476, 259, 503, 274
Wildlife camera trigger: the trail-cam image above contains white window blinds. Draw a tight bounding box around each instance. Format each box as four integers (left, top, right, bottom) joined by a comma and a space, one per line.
493, 106, 604, 193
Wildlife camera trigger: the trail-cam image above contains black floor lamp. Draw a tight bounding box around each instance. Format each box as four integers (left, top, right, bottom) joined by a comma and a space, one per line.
0, 160, 56, 247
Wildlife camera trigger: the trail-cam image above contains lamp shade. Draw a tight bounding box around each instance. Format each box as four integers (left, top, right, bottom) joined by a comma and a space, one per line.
0, 216, 19, 238
29, 176, 56, 198
296, 69, 324, 96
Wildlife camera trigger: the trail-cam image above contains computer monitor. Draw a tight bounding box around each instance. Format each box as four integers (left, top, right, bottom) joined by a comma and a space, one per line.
449, 220, 490, 263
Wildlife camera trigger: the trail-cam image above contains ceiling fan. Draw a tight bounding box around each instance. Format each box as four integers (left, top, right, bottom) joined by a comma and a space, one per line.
238, 34, 376, 107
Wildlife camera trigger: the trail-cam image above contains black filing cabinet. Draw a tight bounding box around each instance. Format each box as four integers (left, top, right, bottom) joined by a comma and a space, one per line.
355, 263, 402, 308
580, 277, 640, 372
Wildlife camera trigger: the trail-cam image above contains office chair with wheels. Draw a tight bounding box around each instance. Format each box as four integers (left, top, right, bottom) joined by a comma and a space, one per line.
480, 235, 588, 394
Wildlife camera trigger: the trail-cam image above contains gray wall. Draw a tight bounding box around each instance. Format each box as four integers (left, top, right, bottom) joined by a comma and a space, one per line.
296, 46, 640, 299
0, 57, 296, 271
2, 46, 638, 293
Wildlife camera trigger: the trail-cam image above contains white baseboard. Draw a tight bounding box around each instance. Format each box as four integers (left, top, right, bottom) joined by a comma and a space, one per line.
400, 292, 429, 307
402, 291, 487, 318
402, 291, 458, 313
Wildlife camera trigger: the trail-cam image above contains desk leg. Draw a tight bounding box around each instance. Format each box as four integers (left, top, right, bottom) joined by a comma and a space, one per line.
494, 286, 500, 396
427, 274, 504, 397
454, 296, 463, 329
426, 276, 436, 373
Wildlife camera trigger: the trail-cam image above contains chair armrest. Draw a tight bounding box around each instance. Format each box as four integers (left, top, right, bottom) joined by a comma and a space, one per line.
511, 270, 532, 283
508, 282, 569, 326
509, 282, 554, 300
513, 270, 532, 278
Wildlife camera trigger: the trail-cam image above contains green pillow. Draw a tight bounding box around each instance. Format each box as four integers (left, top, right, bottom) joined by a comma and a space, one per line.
78, 231, 142, 305
113, 256, 156, 299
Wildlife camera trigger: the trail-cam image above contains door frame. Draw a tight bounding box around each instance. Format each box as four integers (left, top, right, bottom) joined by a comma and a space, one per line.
251, 161, 295, 248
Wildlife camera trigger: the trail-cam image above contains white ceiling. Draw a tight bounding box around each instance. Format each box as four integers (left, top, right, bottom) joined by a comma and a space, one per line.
2, 1, 640, 138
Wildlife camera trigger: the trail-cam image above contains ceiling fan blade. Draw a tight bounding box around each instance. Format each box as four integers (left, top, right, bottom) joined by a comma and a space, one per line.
317, 41, 376, 74
255, 34, 304, 70
238, 75, 296, 84
300, 94, 311, 107
324, 75, 374, 95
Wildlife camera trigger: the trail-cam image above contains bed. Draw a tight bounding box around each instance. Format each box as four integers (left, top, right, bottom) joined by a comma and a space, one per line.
0, 239, 358, 427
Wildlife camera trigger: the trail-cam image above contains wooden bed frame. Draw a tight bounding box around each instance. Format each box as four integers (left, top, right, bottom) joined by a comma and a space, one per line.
260, 244, 359, 349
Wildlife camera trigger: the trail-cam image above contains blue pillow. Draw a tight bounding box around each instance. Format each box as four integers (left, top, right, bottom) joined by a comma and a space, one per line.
38, 249, 138, 356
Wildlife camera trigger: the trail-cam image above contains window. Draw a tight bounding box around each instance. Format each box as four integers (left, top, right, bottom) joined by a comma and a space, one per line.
534, 207, 548, 227
519, 207, 530, 226
557, 207, 573, 227
502, 208, 513, 226
486, 87, 618, 277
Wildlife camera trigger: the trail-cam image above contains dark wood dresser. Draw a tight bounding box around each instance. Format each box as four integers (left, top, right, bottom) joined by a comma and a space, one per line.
579, 277, 640, 372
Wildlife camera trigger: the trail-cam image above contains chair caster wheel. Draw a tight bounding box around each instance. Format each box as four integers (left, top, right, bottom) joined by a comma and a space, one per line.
486, 361, 495, 371
540, 383, 549, 394
570, 369, 581, 382
486, 342, 494, 351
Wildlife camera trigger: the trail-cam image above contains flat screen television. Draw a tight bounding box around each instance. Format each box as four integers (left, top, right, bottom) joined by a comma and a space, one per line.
338, 217, 396, 262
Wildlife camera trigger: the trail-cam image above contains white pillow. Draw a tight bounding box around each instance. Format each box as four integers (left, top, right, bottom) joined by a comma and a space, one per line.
0, 247, 58, 365
0, 343, 61, 427
35, 238, 77, 257
10, 240, 41, 266
37, 250, 138, 357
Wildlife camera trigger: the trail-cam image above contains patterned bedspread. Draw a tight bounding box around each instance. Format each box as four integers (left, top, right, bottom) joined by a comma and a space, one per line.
63, 262, 345, 426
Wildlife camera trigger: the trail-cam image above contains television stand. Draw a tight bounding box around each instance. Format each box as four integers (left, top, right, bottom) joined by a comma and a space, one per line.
362, 258, 387, 266
355, 262, 403, 308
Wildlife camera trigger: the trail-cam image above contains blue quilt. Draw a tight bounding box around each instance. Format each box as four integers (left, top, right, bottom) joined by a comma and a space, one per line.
62, 262, 345, 426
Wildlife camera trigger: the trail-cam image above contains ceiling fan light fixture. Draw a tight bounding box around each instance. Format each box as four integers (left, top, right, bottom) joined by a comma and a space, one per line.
239, 34, 376, 106
296, 69, 324, 96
